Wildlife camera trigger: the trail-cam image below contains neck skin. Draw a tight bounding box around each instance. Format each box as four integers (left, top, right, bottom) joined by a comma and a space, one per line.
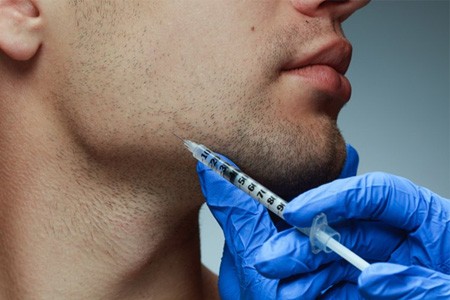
0, 70, 218, 300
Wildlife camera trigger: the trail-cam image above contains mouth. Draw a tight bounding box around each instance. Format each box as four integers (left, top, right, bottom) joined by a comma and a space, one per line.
282, 38, 352, 76
280, 38, 353, 102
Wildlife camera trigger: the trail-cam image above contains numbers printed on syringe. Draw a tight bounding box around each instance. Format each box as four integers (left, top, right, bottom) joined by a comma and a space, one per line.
235, 173, 285, 215
200, 148, 285, 216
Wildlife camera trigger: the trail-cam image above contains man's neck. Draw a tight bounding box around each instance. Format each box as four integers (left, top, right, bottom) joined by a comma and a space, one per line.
0, 103, 217, 299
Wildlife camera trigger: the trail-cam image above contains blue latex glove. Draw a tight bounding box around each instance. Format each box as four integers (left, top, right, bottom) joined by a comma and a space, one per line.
197, 155, 279, 299
359, 262, 450, 299
256, 172, 450, 298
197, 145, 393, 299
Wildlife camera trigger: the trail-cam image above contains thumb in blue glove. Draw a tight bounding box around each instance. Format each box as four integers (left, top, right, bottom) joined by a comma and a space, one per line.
359, 262, 450, 299
338, 143, 359, 179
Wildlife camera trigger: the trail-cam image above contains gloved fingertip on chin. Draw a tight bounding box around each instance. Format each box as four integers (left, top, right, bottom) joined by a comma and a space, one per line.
338, 144, 359, 179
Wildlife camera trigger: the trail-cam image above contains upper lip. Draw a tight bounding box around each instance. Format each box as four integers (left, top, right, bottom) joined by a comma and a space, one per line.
282, 39, 352, 75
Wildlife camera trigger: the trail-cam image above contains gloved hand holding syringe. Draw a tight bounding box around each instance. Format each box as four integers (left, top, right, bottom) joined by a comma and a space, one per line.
184, 140, 370, 272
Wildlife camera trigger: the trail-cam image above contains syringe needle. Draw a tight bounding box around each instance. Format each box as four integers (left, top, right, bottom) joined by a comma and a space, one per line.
172, 132, 186, 142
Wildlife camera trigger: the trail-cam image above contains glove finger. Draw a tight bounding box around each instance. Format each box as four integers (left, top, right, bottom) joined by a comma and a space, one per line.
219, 234, 280, 300
277, 260, 360, 299
222, 240, 279, 300
358, 263, 450, 299
254, 227, 327, 278
197, 156, 277, 256
338, 144, 359, 179
255, 221, 404, 278
284, 172, 430, 231
319, 282, 363, 299
218, 244, 241, 300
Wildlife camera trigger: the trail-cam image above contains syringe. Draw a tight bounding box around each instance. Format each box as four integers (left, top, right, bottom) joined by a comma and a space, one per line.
184, 140, 370, 271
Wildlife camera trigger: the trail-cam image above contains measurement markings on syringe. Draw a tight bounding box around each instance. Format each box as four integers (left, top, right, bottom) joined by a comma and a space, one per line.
201, 150, 238, 182
200, 148, 285, 216
234, 173, 286, 215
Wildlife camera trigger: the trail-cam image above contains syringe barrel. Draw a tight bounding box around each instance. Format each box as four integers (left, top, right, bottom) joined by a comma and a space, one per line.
191, 143, 288, 218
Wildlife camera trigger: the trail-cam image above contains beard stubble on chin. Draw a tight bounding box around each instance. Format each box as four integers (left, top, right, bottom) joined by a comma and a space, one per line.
222, 113, 347, 201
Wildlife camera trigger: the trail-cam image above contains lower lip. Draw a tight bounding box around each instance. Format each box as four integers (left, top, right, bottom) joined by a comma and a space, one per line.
283, 64, 351, 101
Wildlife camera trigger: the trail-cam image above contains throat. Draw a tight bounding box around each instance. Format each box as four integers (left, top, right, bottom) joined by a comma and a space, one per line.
0, 105, 211, 299
0, 200, 206, 299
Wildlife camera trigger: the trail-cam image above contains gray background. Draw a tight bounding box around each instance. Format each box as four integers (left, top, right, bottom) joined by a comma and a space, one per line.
200, 0, 450, 274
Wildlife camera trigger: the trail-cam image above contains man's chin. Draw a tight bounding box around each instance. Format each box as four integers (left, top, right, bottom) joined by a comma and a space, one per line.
216, 112, 347, 200
239, 141, 346, 201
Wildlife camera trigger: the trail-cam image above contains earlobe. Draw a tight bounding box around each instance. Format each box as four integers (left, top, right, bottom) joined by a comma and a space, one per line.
0, 0, 43, 61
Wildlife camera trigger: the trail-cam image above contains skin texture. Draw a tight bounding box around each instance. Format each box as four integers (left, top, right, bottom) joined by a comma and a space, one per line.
0, 0, 368, 299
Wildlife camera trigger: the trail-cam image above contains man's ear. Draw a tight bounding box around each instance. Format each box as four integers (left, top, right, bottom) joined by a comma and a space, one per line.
0, 0, 43, 61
